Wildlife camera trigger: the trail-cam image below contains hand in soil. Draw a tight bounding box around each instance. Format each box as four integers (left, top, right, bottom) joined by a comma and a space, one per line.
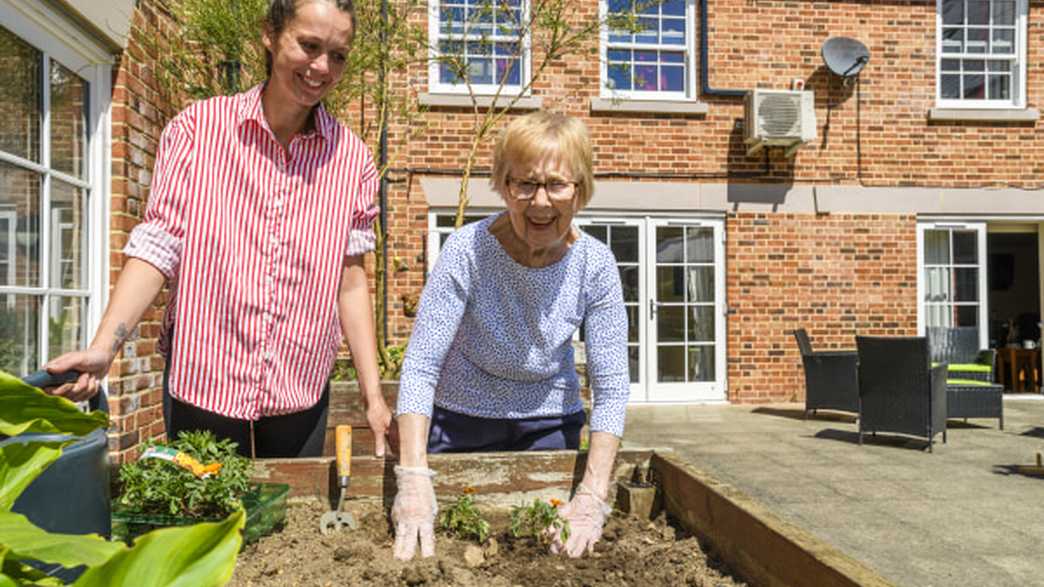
391, 465, 438, 560
549, 484, 612, 558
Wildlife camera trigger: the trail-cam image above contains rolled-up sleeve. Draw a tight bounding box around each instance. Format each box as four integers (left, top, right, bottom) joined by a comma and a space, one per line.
345, 155, 379, 256
123, 116, 194, 278
583, 254, 630, 437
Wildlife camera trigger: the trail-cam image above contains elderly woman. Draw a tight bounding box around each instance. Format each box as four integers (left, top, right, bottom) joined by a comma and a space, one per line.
392, 111, 629, 560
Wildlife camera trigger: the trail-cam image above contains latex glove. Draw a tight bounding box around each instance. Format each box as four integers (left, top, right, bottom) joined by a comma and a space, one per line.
550, 483, 612, 558
391, 466, 438, 560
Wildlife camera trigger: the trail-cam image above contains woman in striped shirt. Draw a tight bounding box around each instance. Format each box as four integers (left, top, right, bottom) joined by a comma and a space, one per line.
40, 0, 394, 458
392, 112, 630, 560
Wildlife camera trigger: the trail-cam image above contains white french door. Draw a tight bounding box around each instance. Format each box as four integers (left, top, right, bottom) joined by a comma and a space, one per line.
917, 221, 988, 348
579, 216, 727, 403
645, 219, 727, 402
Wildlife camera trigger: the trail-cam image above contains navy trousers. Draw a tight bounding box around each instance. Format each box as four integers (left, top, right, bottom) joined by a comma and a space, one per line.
427, 405, 586, 453
162, 362, 329, 458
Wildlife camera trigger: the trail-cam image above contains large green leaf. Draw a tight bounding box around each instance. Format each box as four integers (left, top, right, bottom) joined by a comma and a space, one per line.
0, 545, 64, 586
0, 511, 124, 568
0, 372, 107, 437
0, 443, 64, 512
73, 509, 245, 587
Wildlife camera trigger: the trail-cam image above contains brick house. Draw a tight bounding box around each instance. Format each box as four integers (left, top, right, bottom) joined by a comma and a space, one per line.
1, 0, 1041, 462
386, 0, 1044, 408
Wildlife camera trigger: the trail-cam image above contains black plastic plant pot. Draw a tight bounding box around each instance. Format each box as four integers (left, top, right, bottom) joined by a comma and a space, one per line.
1, 370, 111, 581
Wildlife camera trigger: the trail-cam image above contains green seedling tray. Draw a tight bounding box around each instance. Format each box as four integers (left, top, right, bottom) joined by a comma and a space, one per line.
111, 482, 289, 545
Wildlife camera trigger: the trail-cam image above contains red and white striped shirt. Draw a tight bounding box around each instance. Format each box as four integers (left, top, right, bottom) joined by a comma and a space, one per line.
124, 84, 378, 420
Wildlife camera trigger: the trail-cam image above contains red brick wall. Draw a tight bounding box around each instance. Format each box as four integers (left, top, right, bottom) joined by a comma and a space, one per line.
102, 0, 1044, 448
382, 0, 1043, 401
726, 213, 919, 402
106, 0, 180, 463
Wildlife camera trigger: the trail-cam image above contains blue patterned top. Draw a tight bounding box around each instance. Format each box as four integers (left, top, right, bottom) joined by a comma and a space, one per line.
397, 213, 630, 437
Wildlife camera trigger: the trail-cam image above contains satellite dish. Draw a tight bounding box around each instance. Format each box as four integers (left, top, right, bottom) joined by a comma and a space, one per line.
821, 37, 870, 78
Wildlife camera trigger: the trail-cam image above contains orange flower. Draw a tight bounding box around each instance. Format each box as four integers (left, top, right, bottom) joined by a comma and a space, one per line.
462, 486, 476, 495
550, 498, 564, 508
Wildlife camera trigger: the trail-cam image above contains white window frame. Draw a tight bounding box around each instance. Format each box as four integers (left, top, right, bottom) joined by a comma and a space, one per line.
425, 210, 494, 274
0, 209, 15, 307
916, 221, 989, 350
935, 0, 1028, 109
599, 0, 697, 101
427, 0, 533, 96
0, 0, 112, 370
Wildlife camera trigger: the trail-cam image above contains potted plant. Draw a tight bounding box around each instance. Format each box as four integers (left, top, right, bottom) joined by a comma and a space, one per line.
112, 431, 288, 545
0, 371, 243, 586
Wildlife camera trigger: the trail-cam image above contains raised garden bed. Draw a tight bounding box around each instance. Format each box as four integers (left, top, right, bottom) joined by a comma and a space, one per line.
240, 449, 891, 587
230, 499, 743, 586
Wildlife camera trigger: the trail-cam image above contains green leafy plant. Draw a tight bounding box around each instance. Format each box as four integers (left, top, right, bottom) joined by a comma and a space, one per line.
510, 497, 570, 546
331, 357, 358, 382
438, 488, 490, 544
380, 342, 408, 379
0, 371, 244, 585
117, 430, 253, 519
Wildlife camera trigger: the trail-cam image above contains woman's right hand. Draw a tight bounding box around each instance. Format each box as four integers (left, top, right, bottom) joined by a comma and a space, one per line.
391, 465, 438, 560
39, 347, 113, 402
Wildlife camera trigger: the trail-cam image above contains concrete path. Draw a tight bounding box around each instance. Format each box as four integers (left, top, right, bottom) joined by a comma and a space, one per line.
623, 396, 1044, 587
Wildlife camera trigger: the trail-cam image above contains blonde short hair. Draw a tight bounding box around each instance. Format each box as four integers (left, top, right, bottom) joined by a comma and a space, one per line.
491, 111, 594, 209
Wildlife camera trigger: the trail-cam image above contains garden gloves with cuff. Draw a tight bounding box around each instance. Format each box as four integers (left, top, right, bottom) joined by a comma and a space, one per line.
550, 483, 612, 558
392, 465, 438, 560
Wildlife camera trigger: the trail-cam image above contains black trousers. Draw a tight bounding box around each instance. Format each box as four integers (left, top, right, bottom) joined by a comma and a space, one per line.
163, 364, 329, 458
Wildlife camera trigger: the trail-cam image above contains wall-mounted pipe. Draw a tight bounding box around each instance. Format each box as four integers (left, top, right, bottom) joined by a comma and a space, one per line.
379, 0, 389, 343
699, 0, 746, 98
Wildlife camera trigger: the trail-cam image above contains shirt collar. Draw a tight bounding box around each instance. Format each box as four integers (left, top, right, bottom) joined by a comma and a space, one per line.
237, 83, 335, 143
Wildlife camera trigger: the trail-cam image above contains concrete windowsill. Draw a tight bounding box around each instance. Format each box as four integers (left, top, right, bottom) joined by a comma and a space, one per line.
590, 97, 709, 115
928, 107, 1040, 122
417, 93, 543, 110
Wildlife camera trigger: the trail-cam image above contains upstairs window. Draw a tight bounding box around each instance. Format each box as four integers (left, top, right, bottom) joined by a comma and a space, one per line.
601, 0, 695, 100
429, 0, 530, 95
937, 0, 1027, 108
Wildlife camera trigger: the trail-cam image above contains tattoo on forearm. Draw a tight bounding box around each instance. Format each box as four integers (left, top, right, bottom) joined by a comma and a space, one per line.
111, 323, 130, 354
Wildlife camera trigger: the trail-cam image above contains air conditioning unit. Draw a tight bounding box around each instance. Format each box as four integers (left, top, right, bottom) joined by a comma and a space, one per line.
744, 89, 817, 158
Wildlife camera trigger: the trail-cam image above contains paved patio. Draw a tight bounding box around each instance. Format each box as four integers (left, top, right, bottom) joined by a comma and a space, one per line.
623, 395, 1044, 587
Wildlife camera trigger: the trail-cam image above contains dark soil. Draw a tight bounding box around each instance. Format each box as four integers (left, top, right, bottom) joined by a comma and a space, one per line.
229, 500, 747, 587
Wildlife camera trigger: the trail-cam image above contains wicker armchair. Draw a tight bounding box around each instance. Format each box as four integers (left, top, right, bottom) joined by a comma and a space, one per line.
793, 329, 859, 418
927, 326, 995, 383
856, 336, 948, 452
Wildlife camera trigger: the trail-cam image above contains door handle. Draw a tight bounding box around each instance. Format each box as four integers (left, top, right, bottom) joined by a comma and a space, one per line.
649, 298, 658, 318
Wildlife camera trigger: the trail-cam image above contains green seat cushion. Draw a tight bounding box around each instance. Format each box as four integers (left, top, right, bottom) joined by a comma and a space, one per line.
946, 378, 997, 387
931, 362, 992, 373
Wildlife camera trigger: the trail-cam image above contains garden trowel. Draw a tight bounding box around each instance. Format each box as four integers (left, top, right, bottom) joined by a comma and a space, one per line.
320, 425, 358, 533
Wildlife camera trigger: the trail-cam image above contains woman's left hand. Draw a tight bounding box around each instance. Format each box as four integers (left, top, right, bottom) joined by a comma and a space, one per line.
365, 400, 397, 457
549, 484, 612, 557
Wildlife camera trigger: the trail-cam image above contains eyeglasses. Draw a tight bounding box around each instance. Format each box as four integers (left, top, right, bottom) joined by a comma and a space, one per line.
507, 177, 578, 201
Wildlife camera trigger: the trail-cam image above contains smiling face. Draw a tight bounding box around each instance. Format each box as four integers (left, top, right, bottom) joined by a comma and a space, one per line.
262, 1, 353, 114
503, 153, 579, 256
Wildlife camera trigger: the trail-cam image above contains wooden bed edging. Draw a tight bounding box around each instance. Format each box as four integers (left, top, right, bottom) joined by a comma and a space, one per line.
651, 453, 893, 587
252, 448, 654, 504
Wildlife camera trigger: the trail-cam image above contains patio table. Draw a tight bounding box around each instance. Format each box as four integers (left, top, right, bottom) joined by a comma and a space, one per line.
946, 380, 1003, 430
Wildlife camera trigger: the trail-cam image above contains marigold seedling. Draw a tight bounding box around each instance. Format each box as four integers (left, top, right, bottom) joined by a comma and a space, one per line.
438, 490, 491, 543
510, 498, 570, 546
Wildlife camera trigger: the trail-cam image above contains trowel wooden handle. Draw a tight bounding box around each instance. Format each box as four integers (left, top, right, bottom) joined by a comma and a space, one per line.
335, 425, 352, 480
